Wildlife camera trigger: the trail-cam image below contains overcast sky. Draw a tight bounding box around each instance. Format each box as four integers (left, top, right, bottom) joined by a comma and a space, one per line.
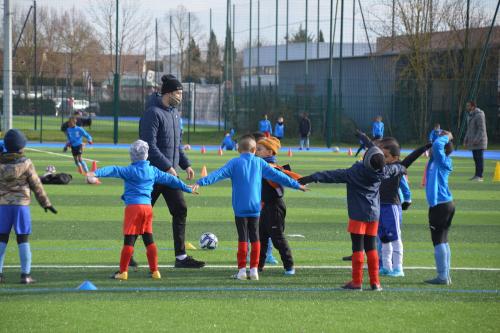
10, 0, 500, 55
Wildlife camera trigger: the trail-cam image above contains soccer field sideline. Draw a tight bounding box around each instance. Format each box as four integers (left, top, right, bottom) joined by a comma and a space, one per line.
3, 264, 500, 271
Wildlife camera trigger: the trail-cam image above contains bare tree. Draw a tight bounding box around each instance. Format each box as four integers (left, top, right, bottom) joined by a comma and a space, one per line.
160, 5, 204, 80
370, 0, 494, 140
87, 0, 151, 77
12, 5, 35, 98
58, 6, 101, 98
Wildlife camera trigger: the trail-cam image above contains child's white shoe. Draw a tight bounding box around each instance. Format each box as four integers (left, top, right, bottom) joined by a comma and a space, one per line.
249, 268, 259, 280
232, 268, 248, 280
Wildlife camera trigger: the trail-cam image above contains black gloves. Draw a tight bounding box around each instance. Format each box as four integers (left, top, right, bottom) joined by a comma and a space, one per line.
425, 142, 432, 150
401, 202, 411, 211
298, 176, 315, 185
44, 206, 58, 214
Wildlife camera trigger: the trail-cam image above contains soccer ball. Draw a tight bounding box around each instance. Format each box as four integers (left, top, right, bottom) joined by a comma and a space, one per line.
199, 232, 218, 250
46, 165, 57, 174
86, 175, 100, 185
333, 146, 340, 153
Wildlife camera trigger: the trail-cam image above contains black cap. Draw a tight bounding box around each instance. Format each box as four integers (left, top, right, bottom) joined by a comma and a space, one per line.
160, 74, 183, 95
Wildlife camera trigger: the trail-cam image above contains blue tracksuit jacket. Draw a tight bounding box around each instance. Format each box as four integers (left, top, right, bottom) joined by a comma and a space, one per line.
66, 126, 92, 147
426, 136, 453, 207
259, 120, 272, 134
196, 152, 301, 217
95, 160, 192, 205
372, 121, 384, 138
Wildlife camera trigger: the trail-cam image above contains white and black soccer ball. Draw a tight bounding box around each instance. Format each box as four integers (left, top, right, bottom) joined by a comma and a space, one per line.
46, 165, 57, 174
199, 232, 218, 250
333, 146, 340, 153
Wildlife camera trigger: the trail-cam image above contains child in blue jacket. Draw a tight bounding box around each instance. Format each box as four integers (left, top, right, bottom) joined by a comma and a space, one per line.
89, 140, 195, 281
193, 135, 307, 281
428, 123, 442, 143
274, 117, 285, 140
425, 131, 455, 285
220, 133, 235, 151
259, 114, 273, 136
66, 116, 93, 175
372, 115, 384, 139
299, 131, 406, 291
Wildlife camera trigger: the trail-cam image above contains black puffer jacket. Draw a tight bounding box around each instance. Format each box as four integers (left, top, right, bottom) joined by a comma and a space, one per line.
139, 94, 190, 171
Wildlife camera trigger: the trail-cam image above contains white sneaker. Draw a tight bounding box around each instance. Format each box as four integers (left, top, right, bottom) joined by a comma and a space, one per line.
249, 268, 259, 280
232, 269, 248, 280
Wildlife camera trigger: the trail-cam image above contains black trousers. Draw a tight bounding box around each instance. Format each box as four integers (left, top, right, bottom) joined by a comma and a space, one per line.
259, 199, 294, 270
428, 201, 455, 246
472, 149, 484, 178
235, 217, 259, 242
151, 184, 187, 256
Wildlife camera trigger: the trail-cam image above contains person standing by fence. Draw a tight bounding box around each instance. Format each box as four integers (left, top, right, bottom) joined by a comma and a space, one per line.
299, 113, 311, 150
464, 101, 488, 182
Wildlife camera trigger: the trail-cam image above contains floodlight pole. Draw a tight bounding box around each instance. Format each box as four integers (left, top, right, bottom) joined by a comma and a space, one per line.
113, 0, 120, 144
3, 0, 13, 132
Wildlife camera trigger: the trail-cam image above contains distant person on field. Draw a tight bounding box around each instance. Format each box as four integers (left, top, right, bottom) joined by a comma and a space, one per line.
372, 115, 384, 140
299, 113, 311, 150
221, 132, 235, 151
463, 101, 488, 182
66, 116, 93, 176
259, 114, 272, 137
424, 131, 455, 285
428, 123, 442, 143
192, 135, 307, 281
88, 140, 196, 281
0, 129, 57, 284
274, 117, 285, 140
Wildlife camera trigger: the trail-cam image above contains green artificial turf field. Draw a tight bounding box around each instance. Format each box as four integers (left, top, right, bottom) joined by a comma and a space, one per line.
1, 147, 499, 332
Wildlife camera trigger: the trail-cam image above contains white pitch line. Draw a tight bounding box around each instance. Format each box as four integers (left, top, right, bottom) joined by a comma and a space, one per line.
3, 265, 500, 271
25, 147, 99, 163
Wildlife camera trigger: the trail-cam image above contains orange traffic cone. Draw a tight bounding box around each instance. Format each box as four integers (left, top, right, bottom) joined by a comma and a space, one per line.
348, 148, 353, 156
287, 148, 293, 157
201, 145, 206, 154
91, 160, 98, 172
218, 147, 223, 156
421, 161, 428, 187
493, 162, 500, 182
200, 165, 208, 177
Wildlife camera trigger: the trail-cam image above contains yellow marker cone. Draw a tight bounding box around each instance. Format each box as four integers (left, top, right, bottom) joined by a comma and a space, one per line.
493, 162, 500, 182
185, 242, 197, 250
200, 165, 208, 177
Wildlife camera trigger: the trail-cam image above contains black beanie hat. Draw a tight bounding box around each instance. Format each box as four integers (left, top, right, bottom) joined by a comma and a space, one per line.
160, 74, 183, 95
4, 129, 27, 153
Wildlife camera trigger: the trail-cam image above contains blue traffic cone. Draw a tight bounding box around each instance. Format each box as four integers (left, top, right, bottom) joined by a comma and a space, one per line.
77, 280, 98, 291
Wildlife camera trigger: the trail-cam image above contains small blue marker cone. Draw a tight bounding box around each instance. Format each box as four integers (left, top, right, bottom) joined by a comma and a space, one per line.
77, 280, 98, 291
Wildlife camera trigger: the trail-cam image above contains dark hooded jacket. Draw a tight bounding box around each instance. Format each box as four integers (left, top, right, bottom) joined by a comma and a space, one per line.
139, 93, 190, 171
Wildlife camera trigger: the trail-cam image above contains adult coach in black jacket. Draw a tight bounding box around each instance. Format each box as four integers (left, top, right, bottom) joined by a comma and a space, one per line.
139, 74, 204, 268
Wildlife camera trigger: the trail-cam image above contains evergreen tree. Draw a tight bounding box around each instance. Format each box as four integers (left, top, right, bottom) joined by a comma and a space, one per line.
290, 24, 314, 43
206, 30, 223, 84
317, 30, 325, 43
184, 37, 203, 83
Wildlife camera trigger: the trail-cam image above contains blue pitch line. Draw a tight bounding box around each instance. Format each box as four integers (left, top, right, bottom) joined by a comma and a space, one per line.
25, 142, 500, 160
0, 286, 498, 295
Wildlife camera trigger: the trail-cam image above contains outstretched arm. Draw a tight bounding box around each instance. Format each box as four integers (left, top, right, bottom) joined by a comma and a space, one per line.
196, 162, 232, 187
299, 168, 348, 185
94, 166, 127, 179
356, 130, 374, 149
262, 162, 301, 190
400, 142, 432, 168
154, 168, 192, 193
